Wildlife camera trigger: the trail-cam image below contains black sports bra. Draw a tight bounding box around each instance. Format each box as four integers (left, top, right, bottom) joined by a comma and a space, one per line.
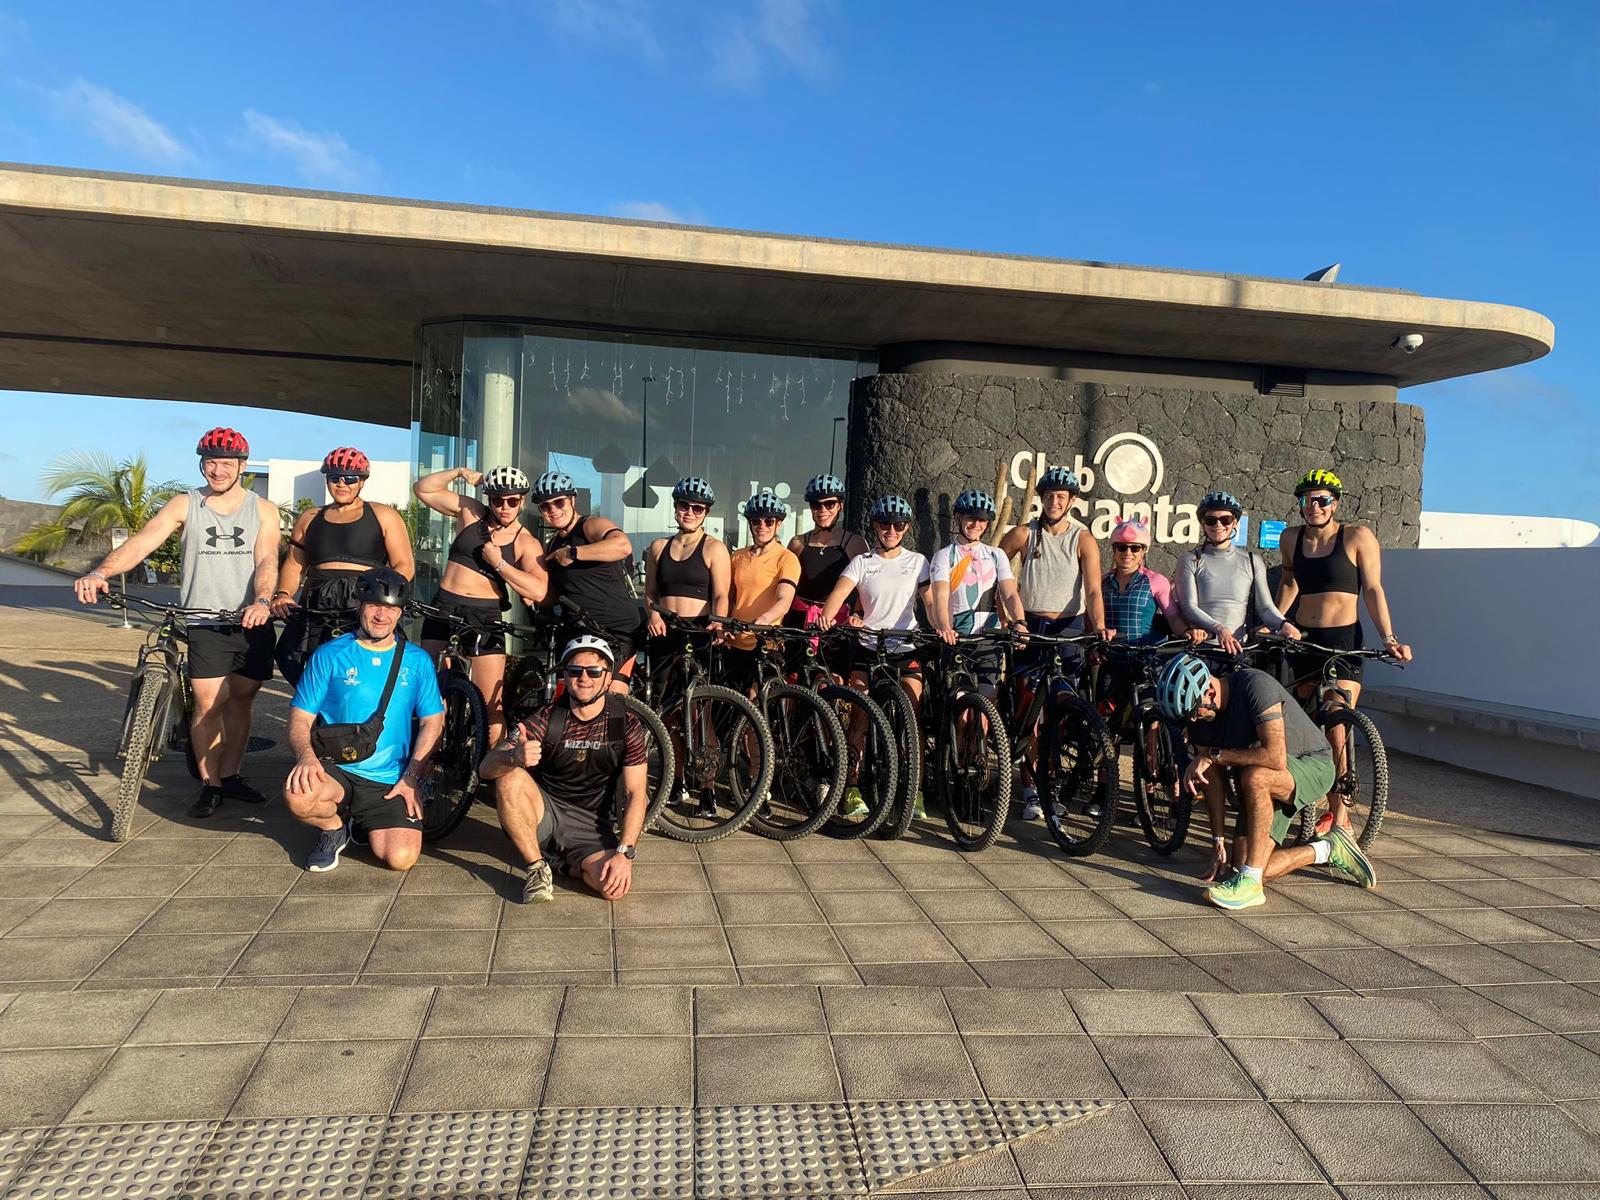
1292, 525, 1361, 597
657, 535, 712, 601
302, 503, 386, 568
796, 537, 851, 603
446, 520, 510, 597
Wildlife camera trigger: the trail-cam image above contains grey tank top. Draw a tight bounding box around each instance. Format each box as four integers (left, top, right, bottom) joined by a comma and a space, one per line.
1016, 518, 1086, 616
180, 489, 262, 620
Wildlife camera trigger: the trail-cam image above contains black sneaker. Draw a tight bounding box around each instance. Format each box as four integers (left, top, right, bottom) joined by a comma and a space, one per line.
521, 860, 555, 904
348, 823, 369, 848
220, 774, 269, 805
307, 823, 350, 873
188, 785, 224, 818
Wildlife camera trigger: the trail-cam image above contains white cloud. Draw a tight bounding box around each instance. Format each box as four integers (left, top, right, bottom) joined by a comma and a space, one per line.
545, 0, 661, 58
712, 0, 832, 89
609, 200, 696, 224
241, 109, 375, 187
53, 79, 191, 166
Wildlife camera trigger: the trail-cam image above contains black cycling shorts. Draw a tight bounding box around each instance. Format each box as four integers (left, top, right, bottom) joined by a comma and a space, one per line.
329, 764, 420, 833
1299, 622, 1364, 683
420, 589, 505, 657
535, 790, 617, 875
188, 624, 275, 682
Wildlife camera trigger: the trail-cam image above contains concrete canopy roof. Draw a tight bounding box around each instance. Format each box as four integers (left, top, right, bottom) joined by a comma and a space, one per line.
0, 162, 1554, 428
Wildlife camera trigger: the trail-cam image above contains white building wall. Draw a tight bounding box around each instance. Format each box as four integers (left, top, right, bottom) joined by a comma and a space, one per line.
247, 459, 411, 510
1421, 511, 1599, 549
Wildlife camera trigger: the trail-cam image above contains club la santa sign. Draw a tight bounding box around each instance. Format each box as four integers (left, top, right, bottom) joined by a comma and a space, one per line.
1007, 433, 1201, 544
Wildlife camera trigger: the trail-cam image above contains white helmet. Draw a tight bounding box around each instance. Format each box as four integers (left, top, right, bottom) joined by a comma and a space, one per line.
560, 634, 615, 667
482, 465, 530, 495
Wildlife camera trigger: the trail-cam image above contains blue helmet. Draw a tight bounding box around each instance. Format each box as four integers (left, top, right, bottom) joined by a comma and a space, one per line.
953, 489, 997, 519
1156, 654, 1213, 722
1199, 490, 1243, 517
531, 471, 577, 503
869, 494, 913, 524
743, 490, 788, 520
671, 476, 715, 505
804, 473, 845, 503
1038, 466, 1080, 494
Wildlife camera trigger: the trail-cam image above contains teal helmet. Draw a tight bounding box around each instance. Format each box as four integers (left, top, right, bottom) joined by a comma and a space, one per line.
1156, 654, 1213, 722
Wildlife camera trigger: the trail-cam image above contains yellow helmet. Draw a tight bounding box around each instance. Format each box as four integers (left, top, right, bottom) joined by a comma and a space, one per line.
1294, 468, 1343, 498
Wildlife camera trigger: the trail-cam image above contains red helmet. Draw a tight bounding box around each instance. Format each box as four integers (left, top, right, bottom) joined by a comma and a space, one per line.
196, 427, 249, 458
322, 447, 370, 478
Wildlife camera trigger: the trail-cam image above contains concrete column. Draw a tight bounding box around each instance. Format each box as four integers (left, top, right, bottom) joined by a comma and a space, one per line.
477, 339, 517, 471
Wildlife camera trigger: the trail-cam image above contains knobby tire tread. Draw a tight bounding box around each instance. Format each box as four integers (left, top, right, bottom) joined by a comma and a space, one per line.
873, 683, 922, 841
422, 674, 488, 842
656, 684, 774, 843
941, 690, 1013, 853
114, 665, 169, 842
821, 684, 897, 840
749, 683, 847, 841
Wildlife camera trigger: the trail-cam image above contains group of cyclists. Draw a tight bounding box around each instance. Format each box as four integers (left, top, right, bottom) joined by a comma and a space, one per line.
74, 425, 1414, 913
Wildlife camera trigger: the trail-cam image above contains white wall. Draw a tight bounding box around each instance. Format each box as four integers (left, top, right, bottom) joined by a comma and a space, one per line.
1367, 547, 1600, 721
1421, 511, 1599, 549
247, 459, 411, 510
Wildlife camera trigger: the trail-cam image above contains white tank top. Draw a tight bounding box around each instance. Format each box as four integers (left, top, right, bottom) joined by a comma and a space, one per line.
1016, 517, 1085, 616
180, 489, 261, 619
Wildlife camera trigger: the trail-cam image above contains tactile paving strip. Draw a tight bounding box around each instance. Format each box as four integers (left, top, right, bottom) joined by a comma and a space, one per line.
694, 1103, 868, 1197
363, 1110, 536, 1198
176, 1114, 387, 1199
847, 1098, 1006, 1191
0, 1129, 47, 1197
519, 1107, 693, 1200
5, 1120, 217, 1200
991, 1097, 1111, 1140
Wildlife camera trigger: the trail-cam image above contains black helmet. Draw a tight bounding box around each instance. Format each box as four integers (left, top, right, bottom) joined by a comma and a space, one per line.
354, 567, 412, 609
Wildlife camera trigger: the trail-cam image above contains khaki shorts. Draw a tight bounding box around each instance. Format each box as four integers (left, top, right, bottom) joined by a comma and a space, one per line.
1230, 751, 1336, 845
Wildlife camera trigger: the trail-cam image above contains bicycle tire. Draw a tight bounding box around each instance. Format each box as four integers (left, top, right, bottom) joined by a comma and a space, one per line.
939, 690, 1013, 852
1039, 692, 1119, 858
114, 665, 170, 842
871, 682, 922, 841
655, 684, 774, 843
820, 684, 897, 840
1131, 715, 1191, 855
749, 683, 847, 841
626, 695, 676, 832
1297, 707, 1389, 850
422, 674, 489, 842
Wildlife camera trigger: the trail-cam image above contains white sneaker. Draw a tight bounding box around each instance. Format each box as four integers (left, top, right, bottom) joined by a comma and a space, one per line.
1020, 786, 1042, 821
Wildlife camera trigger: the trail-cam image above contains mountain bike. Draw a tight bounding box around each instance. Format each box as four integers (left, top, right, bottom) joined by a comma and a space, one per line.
106, 593, 241, 842
845, 627, 925, 841
916, 631, 1014, 852
635, 615, 773, 842
1244, 634, 1398, 849
997, 629, 1118, 858
1094, 638, 1193, 854
794, 628, 899, 840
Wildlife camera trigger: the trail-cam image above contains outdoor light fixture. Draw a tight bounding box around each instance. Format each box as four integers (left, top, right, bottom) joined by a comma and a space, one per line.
1392, 333, 1425, 354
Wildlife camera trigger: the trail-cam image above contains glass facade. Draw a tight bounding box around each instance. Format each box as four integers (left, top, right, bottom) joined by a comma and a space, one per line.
413, 320, 872, 597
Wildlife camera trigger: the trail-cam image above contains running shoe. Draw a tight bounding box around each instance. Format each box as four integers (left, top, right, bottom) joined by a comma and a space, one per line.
187, 785, 223, 819
911, 791, 926, 819
838, 787, 868, 818
1324, 824, 1378, 889
522, 859, 555, 904
306, 823, 350, 873
220, 774, 269, 805
1020, 785, 1042, 821
1205, 870, 1266, 911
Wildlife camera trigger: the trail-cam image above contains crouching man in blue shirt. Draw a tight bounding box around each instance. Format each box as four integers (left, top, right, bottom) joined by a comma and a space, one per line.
284, 567, 445, 873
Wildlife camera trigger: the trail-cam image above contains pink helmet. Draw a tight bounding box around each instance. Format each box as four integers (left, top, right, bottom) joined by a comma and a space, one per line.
1111, 518, 1150, 546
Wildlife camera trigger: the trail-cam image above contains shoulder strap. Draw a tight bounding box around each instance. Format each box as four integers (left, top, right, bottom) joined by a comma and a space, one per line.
605, 694, 626, 754
542, 703, 570, 758
363, 632, 408, 733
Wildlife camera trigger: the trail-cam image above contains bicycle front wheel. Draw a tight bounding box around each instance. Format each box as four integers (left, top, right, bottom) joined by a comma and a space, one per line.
871, 683, 922, 841
749, 683, 846, 841
1298, 707, 1389, 850
1039, 693, 1118, 857
655, 685, 773, 842
940, 691, 1014, 852
821, 684, 897, 840
1131, 714, 1191, 855
626, 695, 676, 833
422, 674, 488, 842
114, 665, 171, 842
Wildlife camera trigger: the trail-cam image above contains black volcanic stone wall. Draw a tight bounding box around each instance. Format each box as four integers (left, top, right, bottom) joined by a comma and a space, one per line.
846, 374, 1424, 574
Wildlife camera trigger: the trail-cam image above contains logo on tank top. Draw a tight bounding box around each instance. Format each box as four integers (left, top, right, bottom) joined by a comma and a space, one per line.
1009, 433, 1201, 545
204, 525, 246, 549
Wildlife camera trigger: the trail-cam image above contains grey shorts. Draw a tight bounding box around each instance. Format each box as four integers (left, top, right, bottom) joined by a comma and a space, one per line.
535, 792, 618, 875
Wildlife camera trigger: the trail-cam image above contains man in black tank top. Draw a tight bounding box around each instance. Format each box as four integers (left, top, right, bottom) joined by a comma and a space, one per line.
533, 471, 643, 691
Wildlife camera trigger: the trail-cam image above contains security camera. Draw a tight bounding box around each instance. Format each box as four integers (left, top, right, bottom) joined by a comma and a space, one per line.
1393, 333, 1425, 354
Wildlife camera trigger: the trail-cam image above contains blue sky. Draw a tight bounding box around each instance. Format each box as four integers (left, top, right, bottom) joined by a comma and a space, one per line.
0, 1, 1594, 521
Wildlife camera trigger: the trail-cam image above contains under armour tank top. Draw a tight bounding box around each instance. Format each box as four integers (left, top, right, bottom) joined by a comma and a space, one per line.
180, 489, 262, 620
546, 519, 641, 633
1016, 518, 1086, 616
445, 520, 508, 599
1290, 525, 1361, 596
796, 537, 851, 604
302, 503, 386, 568
657, 535, 712, 601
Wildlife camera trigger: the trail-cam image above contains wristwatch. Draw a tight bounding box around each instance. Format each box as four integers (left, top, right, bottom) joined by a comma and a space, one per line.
616, 843, 636, 860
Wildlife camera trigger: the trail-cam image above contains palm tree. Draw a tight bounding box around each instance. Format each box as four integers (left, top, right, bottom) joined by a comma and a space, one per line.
14, 452, 185, 573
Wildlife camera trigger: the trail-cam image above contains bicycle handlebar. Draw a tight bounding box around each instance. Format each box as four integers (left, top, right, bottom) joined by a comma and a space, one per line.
106, 592, 244, 622
1244, 632, 1402, 666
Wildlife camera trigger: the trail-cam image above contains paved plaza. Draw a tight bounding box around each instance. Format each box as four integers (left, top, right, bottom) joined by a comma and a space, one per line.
1, 605, 1598, 1196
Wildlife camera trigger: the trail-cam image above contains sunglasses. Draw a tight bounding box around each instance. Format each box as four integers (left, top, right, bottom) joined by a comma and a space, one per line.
810, 498, 841, 510
536, 498, 568, 511
876, 521, 909, 532
675, 501, 708, 515
326, 474, 363, 486
1202, 515, 1235, 528
748, 516, 779, 527
489, 495, 525, 508
1300, 495, 1336, 509
1113, 544, 1146, 553
563, 665, 608, 679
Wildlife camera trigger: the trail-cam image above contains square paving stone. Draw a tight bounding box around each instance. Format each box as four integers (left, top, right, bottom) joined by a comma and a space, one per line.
395, 1036, 552, 1112
615, 926, 734, 971
1336, 910, 1473, 947
1416, 1104, 1600, 1183
1071, 990, 1208, 1036
1139, 1099, 1325, 1182
66, 1042, 265, 1123
1041, 919, 1171, 957
381, 894, 501, 930
945, 985, 1080, 1036
693, 1102, 865, 1197
1381, 882, 1488, 910
1471, 982, 1600, 1033
1297, 947, 1453, 990
830, 920, 963, 965
0, 935, 120, 983
611, 890, 721, 928
136, 895, 280, 935
110, 837, 233, 866
1354, 1041, 1545, 1103
0, 988, 156, 1049
491, 928, 612, 974
704, 863, 807, 892
1082, 955, 1229, 992
821, 984, 953, 1033
173, 864, 302, 897
1228, 1037, 1397, 1101
128, 987, 296, 1045
832, 1034, 983, 1100
1142, 915, 1278, 956
736, 963, 861, 984
520, 1106, 692, 1198
231, 1038, 414, 1118
1189, 950, 1348, 995
977, 861, 1081, 890
813, 889, 926, 924
1194, 994, 1338, 1039
277, 985, 432, 1041
1096, 1035, 1257, 1100
714, 891, 826, 925
1239, 913, 1377, 951
1482, 1034, 1600, 1101
423, 985, 563, 1037
1402, 943, 1559, 986
1333, 1189, 1489, 1199
364, 929, 494, 975
261, 894, 392, 932
938, 919, 1068, 961
695, 984, 825, 1035
964, 1034, 1121, 1099
230, 930, 376, 977
1494, 940, 1600, 984
1444, 878, 1582, 908
498, 894, 613, 928
696, 1034, 842, 1104
1278, 1101, 1469, 1183
7, 896, 162, 937
1428, 907, 1567, 944
724, 924, 850, 968
56, 864, 200, 899
1008, 889, 1123, 921
847, 1096, 1007, 1190
1312, 995, 1474, 1042
90, 934, 255, 982
559, 984, 692, 1036
542, 1036, 693, 1107
1011, 1102, 1173, 1185
971, 958, 1108, 989
856, 961, 985, 986
796, 862, 903, 891
908, 888, 1027, 923
0, 1047, 113, 1129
